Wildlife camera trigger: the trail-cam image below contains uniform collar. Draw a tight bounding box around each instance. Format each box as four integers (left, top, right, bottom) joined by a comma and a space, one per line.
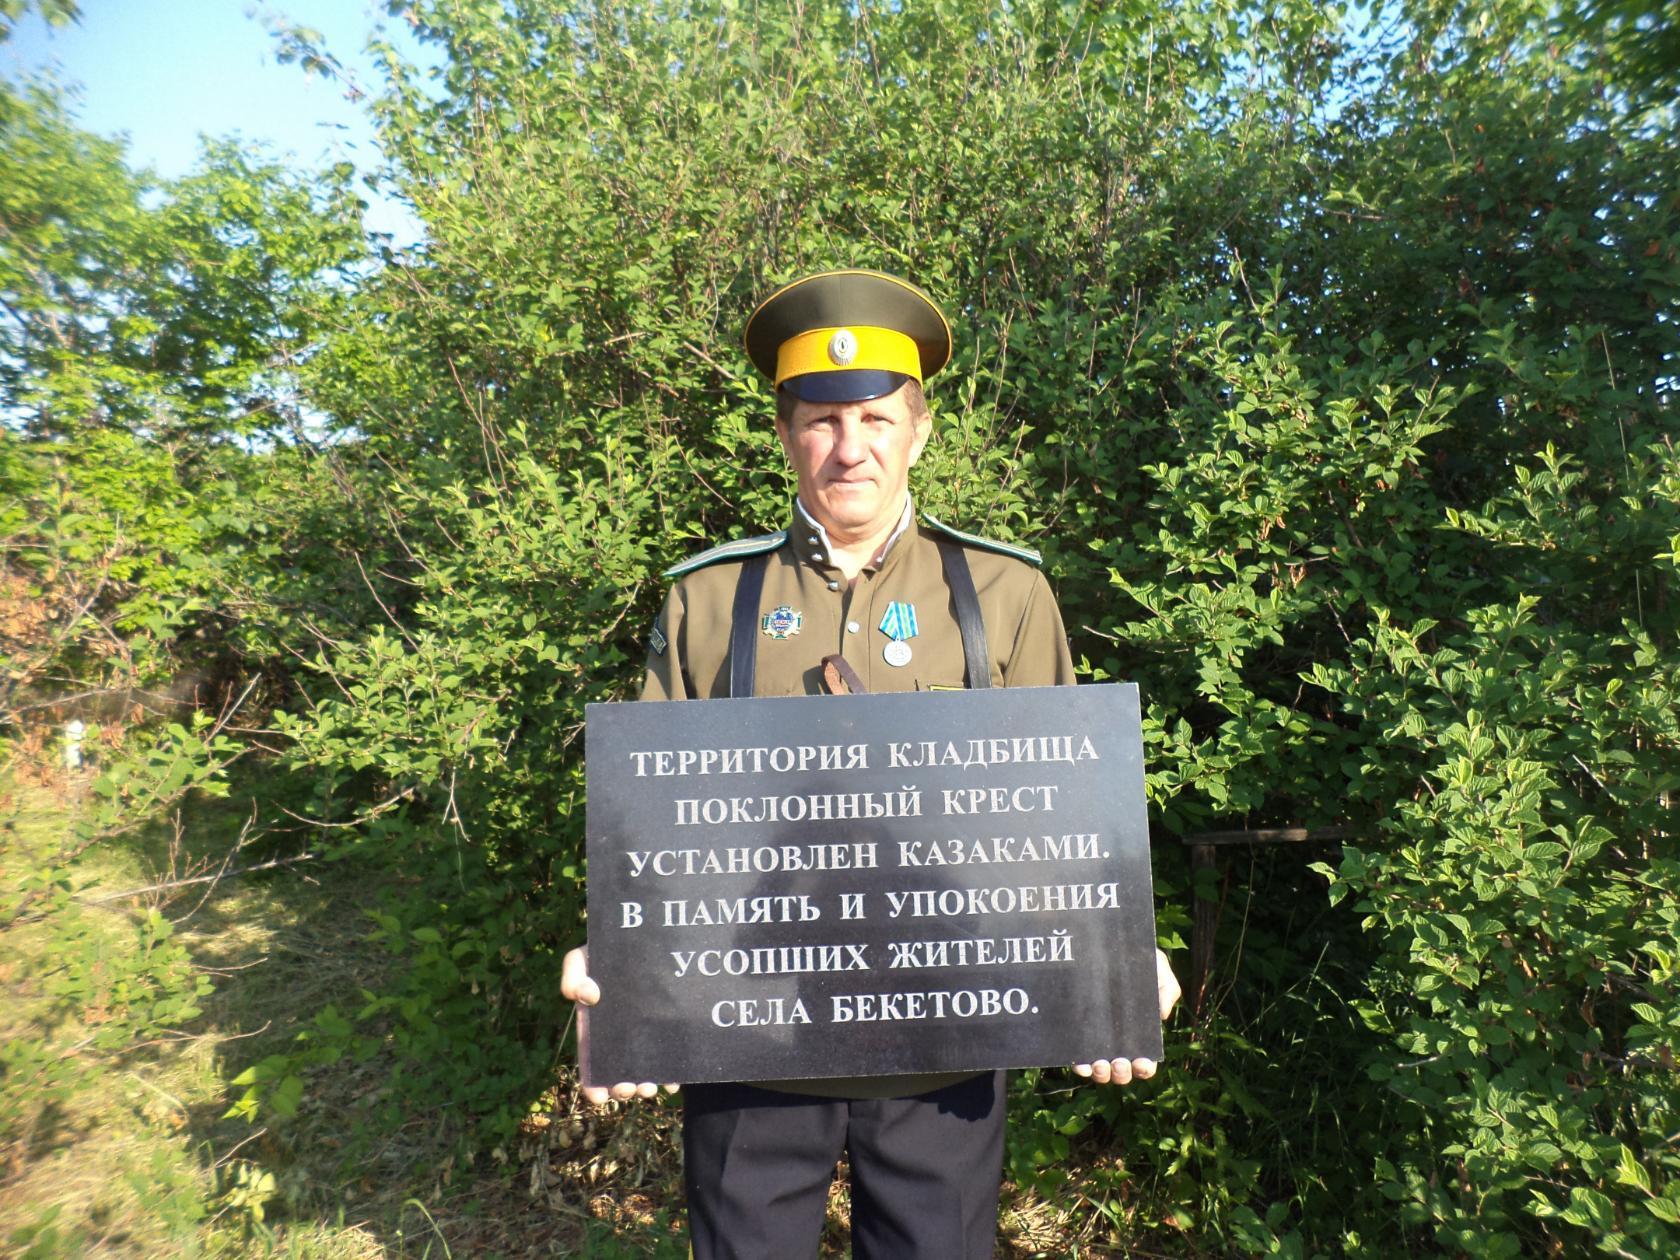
791, 496, 914, 573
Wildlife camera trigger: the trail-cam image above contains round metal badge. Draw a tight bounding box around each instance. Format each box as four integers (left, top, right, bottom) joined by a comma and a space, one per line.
883, 640, 912, 668
827, 328, 858, 366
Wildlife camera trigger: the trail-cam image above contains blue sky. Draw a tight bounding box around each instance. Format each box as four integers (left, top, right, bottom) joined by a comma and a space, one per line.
4, 1, 429, 241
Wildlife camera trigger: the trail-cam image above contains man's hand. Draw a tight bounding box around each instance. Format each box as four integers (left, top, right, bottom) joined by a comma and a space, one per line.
560, 945, 681, 1105
1073, 948, 1182, 1086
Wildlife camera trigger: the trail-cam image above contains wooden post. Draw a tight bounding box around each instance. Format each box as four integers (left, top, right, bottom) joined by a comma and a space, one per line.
1189, 842, 1217, 1019
1176, 826, 1352, 1020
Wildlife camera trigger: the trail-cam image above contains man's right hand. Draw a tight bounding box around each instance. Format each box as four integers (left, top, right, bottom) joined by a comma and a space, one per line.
560, 945, 681, 1105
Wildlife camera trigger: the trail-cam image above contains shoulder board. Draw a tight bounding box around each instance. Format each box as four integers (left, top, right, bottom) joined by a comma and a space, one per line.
663, 531, 787, 579
920, 513, 1042, 566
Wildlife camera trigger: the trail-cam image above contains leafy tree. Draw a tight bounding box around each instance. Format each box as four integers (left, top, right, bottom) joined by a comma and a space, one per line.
0, 54, 371, 1250
0, 0, 79, 42
1, 76, 366, 733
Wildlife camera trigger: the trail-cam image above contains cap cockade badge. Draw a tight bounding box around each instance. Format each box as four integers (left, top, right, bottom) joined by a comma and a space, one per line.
827, 328, 858, 366
761, 605, 803, 639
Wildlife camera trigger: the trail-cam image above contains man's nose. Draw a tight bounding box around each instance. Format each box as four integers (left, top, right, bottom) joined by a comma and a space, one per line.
833, 414, 869, 463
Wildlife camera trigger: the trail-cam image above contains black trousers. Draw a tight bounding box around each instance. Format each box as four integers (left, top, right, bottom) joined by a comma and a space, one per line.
682, 1071, 1007, 1260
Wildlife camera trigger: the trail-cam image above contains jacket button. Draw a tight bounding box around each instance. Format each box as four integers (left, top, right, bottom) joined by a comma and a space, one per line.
846, 621, 860, 634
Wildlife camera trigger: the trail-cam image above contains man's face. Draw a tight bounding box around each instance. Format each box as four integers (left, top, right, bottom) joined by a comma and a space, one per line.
775, 383, 931, 542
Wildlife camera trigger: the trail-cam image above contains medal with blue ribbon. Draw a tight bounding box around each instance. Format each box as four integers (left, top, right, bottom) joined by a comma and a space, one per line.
878, 601, 917, 667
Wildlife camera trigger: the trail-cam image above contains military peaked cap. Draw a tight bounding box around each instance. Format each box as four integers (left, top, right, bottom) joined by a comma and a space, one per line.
744, 269, 953, 403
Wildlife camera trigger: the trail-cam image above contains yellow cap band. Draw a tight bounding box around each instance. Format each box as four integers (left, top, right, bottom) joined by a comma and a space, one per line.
774, 325, 922, 386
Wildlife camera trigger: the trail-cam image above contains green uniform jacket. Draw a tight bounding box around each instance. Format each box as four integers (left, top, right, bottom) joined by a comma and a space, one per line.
641, 500, 1077, 1097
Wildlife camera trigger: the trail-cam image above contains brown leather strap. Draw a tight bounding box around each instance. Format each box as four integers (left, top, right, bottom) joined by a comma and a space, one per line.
821, 653, 868, 695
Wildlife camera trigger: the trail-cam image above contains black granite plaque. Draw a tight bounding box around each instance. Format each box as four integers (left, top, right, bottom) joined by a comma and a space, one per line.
581, 683, 1160, 1087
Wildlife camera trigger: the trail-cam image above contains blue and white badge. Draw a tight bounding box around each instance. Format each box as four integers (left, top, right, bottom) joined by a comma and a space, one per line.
878, 601, 918, 667
761, 605, 803, 640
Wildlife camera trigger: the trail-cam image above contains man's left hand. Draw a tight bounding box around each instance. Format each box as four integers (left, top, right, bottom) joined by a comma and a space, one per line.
1073, 948, 1182, 1086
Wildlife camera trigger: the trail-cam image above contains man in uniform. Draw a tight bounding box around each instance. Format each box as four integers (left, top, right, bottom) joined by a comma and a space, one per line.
561, 269, 1181, 1258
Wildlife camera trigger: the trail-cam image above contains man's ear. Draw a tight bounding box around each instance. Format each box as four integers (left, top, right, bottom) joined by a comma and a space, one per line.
774, 415, 794, 463
908, 411, 932, 467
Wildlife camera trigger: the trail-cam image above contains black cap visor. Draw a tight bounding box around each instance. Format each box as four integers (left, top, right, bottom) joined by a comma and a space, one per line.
780, 369, 910, 404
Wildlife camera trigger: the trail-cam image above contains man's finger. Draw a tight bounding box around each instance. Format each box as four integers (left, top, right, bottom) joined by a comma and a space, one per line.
1132, 1058, 1157, 1081
1109, 1058, 1134, 1086
662, 1083, 682, 1094
561, 946, 600, 1006
582, 1084, 611, 1105
1072, 1062, 1094, 1078
1156, 949, 1182, 1021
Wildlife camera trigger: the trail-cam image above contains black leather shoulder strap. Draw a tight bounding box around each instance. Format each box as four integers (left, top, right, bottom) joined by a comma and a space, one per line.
728, 551, 770, 698
936, 539, 991, 689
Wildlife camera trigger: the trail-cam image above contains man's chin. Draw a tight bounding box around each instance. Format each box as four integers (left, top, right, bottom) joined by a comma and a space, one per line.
814, 493, 882, 527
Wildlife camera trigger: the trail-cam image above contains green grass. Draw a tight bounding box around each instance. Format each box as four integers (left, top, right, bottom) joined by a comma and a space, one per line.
0, 764, 703, 1258
2, 769, 387, 1257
